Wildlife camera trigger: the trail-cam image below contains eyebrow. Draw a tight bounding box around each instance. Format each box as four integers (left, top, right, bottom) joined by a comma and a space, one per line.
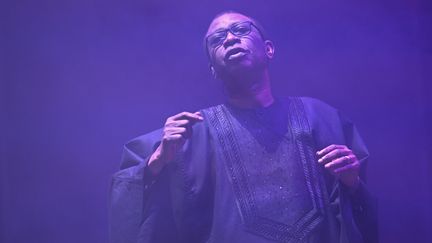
207, 21, 249, 37
206, 27, 228, 38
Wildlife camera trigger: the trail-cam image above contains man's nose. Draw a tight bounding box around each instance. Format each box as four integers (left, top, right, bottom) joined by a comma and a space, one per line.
223, 31, 240, 48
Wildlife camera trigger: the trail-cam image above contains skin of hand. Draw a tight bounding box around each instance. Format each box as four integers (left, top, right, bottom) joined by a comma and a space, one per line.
148, 111, 203, 175
316, 144, 361, 190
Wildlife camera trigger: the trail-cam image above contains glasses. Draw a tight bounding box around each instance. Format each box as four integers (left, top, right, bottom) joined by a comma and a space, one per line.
206, 21, 259, 49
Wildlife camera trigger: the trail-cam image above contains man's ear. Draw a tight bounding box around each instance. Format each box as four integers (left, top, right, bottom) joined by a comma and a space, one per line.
264, 40, 275, 59
209, 64, 218, 79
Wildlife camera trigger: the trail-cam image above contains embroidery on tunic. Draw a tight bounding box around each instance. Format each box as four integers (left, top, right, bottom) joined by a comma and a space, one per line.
205, 97, 329, 242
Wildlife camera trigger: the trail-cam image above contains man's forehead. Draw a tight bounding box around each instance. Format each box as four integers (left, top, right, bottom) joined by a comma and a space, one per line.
206, 13, 252, 35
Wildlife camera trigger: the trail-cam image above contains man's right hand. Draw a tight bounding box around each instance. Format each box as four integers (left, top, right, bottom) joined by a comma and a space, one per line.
147, 111, 203, 176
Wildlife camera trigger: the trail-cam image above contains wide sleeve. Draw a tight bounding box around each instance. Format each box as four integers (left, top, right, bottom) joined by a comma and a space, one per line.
301, 97, 378, 243
108, 129, 179, 243
337, 112, 378, 243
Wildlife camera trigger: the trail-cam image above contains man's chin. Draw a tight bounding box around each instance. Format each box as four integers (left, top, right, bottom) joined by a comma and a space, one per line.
218, 65, 256, 82
224, 59, 254, 72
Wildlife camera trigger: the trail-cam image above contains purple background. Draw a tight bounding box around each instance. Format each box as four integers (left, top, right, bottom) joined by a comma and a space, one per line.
1, 0, 431, 242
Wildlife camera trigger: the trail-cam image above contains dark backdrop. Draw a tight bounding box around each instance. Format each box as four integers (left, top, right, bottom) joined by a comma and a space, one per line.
1, 0, 431, 242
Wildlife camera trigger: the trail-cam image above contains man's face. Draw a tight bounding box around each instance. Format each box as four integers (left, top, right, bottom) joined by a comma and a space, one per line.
205, 13, 272, 78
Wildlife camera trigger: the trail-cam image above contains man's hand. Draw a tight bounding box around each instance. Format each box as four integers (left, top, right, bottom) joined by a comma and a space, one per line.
316, 144, 361, 189
148, 111, 203, 176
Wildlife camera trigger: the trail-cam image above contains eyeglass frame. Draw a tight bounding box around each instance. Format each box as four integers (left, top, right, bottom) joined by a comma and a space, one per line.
205, 21, 266, 57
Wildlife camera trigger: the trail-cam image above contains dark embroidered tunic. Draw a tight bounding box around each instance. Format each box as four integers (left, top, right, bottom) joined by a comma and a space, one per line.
109, 97, 377, 243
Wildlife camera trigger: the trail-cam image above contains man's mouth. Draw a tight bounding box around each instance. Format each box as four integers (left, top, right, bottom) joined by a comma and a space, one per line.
225, 47, 249, 61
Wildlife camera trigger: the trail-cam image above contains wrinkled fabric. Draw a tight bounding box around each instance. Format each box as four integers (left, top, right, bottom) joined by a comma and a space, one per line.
109, 97, 378, 243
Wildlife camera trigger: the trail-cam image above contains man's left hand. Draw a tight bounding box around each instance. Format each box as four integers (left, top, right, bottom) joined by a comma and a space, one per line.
317, 144, 360, 189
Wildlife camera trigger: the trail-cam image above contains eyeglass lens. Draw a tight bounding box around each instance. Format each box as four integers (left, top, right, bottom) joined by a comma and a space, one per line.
207, 22, 252, 48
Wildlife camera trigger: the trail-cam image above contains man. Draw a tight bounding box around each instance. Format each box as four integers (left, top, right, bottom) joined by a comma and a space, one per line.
109, 11, 378, 243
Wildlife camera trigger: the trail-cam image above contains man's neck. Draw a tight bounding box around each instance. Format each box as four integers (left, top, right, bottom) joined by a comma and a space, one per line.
225, 69, 274, 109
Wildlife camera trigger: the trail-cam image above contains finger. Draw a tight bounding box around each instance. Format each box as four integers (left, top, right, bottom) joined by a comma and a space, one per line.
169, 134, 186, 149
316, 144, 347, 156
334, 160, 360, 173
324, 155, 353, 170
165, 126, 187, 135
162, 133, 185, 143
318, 148, 351, 164
170, 111, 203, 122
168, 126, 194, 139
171, 126, 192, 139
168, 119, 192, 127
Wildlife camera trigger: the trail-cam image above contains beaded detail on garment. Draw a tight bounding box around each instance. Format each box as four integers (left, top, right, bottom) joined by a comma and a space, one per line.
204, 97, 329, 242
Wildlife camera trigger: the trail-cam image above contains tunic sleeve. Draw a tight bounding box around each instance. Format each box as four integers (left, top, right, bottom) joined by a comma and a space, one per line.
109, 129, 178, 243
337, 112, 379, 243
301, 97, 378, 243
